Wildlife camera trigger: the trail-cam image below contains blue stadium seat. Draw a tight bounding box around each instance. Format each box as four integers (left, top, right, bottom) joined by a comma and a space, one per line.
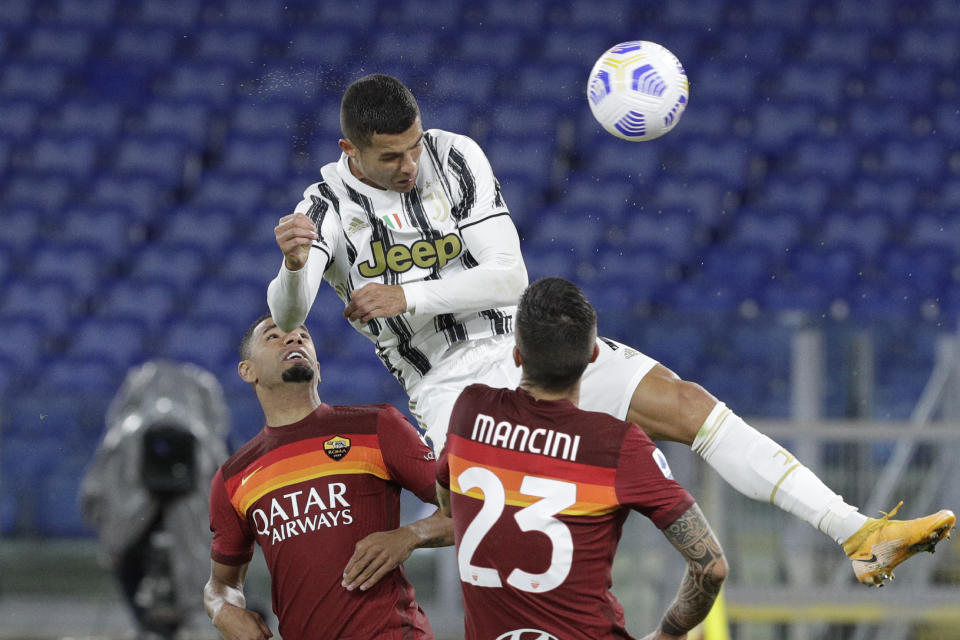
135, 0, 200, 28
67, 317, 146, 369
0, 101, 38, 142
0, 0, 33, 28
237, 63, 325, 105
3, 174, 75, 214
489, 101, 561, 139
761, 277, 830, 314
29, 135, 99, 181
0, 319, 43, 370
315, 0, 379, 30
44, 356, 120, 393
206, 0, 284, 29
881, 139, 943, 184
48, 101, 123, 141
114, 135, 191, 187
661, 0, 724, 27
787, 245, 863, 298
679, 140, 750, 185
160, 207, 236, 256
188, 172, 269, 219
130, 244, 207, 291
31, 243, 103, 296
805, 28, 871, 67
566, 0, 633, 29
94, 279, 177, 330
87, 175, 168, 222
776, 65, 846, 108
870, 63, 934, 105
693, 62, 757, 107
881, 245, 950, 298
380, 0, 464, 28
34, 465, 97, 537
790, 137, 858, 182
755, 177, 830, 224
625, 209, 700, 261
0, 62, 66, 104
541, 28, 609, 67
219, 135, 291, 181
193, 28, 263, 67
189, 278, 268, 331
748, 0, 811, 27
847, 282, 920, 323
586, 136, 664, 180
752, 101, 821, 152
898, 27, 959, 68
429, 64, 498, 105
0, 277, 74, 334
139, 100, 211, 146
817, 210, 890, 259
58, 206, 134, 261
456, 27, 525, 68
846, 102, 910, 140
22, 27, 92, 66
695, 243, 775, 296
0, 207, 39, 254
523, 246, 580, 281
483, 0, 546, 30
909, 212, 960, 252
111, 26, 180, 68
50, 0, 116, 28
641, 320, 708, 377
525, 211, 605, 254
158, 64, 236, 107
485, 137, 555, 191
560, 173, 634, 220
220, 242, 285, 286
728, 210, 802, 254
730, 321, 793, 367
231, 101, 299, 137
514, 63, 581, 103
371, 29, 437, 66
161, 318, 236, 370
849, 179, 916, 222
653, 178, 726, 226
668, 277, 742, 313
285, 29, 354, 64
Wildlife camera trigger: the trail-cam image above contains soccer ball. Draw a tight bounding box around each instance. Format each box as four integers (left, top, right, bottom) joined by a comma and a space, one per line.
587, 41, 689, 142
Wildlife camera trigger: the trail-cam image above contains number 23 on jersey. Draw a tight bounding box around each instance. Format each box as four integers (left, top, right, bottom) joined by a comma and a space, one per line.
456, 466, 576, 593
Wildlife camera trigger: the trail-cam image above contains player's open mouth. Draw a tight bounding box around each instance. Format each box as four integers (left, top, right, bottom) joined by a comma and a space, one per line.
283, 349, 308, 361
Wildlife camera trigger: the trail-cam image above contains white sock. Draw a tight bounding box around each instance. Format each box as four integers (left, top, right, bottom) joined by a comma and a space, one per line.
692, 402, 868, 545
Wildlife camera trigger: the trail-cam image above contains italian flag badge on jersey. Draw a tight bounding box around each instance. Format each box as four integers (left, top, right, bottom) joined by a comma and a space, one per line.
382, 213, 403, 230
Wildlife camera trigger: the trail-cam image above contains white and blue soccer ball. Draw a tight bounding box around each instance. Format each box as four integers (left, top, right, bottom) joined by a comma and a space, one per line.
587, 41, 689, 142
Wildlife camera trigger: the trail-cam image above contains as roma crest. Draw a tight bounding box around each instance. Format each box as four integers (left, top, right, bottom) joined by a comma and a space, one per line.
323, 436, 351, 461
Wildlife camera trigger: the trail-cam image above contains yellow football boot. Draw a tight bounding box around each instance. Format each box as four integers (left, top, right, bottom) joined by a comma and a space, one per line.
843, 501, 956, 587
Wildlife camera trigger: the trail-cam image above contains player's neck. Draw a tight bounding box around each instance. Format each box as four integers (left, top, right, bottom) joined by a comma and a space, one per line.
519, 381, 581, 406
257, 385, 323, 427
347, 156, 387, 191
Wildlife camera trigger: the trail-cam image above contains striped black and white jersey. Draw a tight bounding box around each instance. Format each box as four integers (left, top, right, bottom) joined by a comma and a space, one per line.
269, 129, 526, 392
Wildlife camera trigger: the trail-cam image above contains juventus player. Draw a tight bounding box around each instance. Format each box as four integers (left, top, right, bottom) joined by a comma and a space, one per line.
268, 73, 954, 587
436, 277, 726, 639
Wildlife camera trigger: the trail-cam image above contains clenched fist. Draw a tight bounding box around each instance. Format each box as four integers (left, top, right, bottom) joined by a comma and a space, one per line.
274, 212, 317, 271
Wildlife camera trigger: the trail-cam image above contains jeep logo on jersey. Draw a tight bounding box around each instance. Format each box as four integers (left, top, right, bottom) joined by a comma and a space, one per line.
323, 436, 351, 461
357, 233, 463, 277
495, 630, 560, 640
652, 447, 675, 479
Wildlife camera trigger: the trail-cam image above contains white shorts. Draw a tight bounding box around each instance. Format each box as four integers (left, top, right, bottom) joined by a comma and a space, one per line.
407, 334, 658, 452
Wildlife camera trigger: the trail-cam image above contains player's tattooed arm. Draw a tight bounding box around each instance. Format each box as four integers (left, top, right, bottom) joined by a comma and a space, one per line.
658, 503, 728, 637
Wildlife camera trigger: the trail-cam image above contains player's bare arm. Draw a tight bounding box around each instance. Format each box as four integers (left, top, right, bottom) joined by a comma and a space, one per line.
274, 212, 317, 271
652, 504, 727, 639
627, 364, 718, 444
343, 282, 408, 323
204, 561, 273, 640
342, 507, 454, 591
436, 483, 451, 518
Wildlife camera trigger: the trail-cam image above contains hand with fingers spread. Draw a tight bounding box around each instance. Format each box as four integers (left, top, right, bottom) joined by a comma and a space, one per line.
343, 283, 407, 324
274, 212, 317, 271
342, 528, 418, 592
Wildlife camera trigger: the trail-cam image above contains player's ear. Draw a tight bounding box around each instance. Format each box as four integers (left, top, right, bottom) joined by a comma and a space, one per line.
589, 344, 600, 363
238, 359, 257, 384
338, 138, 356, 156
512, 346, 522, 368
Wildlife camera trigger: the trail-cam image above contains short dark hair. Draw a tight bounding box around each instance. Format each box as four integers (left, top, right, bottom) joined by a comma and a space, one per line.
240, 313, 274, 360
515, 278, 597, 392
340, 73, 421, 148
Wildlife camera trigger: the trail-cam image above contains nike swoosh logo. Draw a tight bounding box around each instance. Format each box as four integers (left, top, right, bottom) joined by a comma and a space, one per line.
241, 466, 263, 486
852, 554, 878, 564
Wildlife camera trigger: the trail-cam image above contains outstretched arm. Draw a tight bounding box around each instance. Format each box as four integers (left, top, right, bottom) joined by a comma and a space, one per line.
268, 212, 328, 332
204, 560, 273, 640
341, 507, 455, 592
644, 503, 727, 640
